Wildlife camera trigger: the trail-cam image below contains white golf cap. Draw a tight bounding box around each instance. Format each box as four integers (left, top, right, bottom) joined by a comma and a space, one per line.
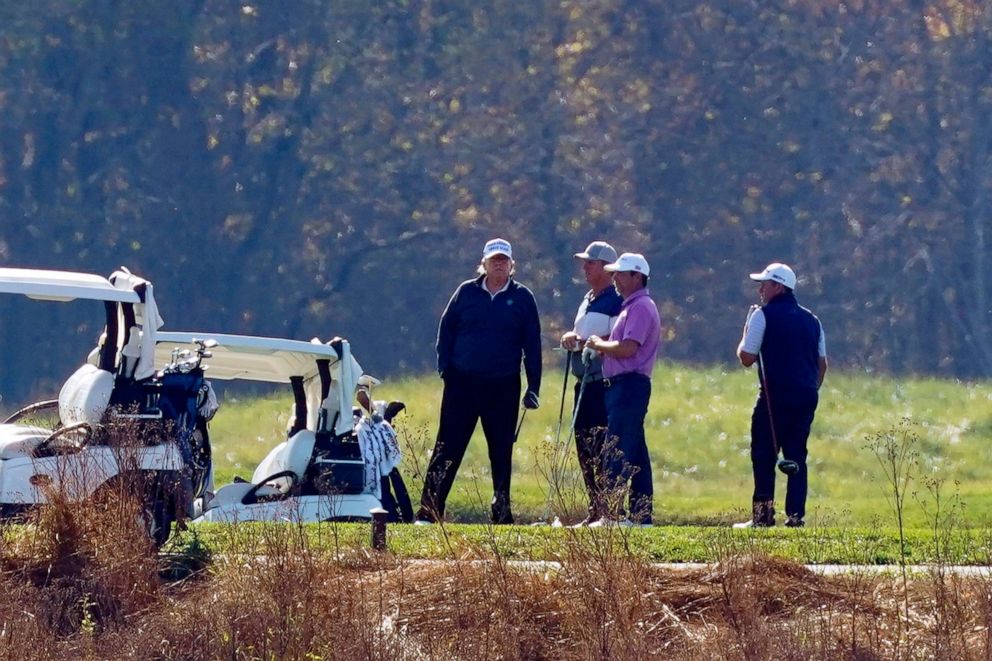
749, 262, 796, 289
482, 238, 512, 259
604, 252, 650, 276
357, 373, 381, 388
574, 241, 618, 263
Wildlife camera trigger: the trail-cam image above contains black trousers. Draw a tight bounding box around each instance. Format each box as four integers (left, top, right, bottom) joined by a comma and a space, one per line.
417, 369, 520, 523
379, 469, 414, 523
750, 388, 818, 518
573, 378, 608, 518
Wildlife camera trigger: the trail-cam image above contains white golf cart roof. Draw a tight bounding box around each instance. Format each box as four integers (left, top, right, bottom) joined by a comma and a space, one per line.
1, 267, 163, 382
0, 267, 140, 303
155, 331, 362, 438
155, 332, 343, 383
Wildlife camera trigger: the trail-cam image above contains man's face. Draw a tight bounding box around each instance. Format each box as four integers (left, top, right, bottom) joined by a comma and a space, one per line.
757, 280, 783, 304
582, 259, 609, 286
614, 270, 640, 297
484, 254, 512, 279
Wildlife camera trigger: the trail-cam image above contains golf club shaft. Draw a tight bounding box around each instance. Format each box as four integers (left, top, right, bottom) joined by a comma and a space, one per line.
553, 351, 572, 447
565, 360, 591, 449
756, 351, 781, 456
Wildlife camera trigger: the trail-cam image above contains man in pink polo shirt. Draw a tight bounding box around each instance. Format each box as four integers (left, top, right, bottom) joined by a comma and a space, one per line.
584, 252, 660, 527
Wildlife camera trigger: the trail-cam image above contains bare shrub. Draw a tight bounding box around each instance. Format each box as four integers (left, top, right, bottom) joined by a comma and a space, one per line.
0, 418, 165, 641
0, 559, 62, 660
104, 517, 411, 660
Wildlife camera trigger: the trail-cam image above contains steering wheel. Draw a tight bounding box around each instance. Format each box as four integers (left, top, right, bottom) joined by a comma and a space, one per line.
32, 422, 96, 458
241, 470, 299, 505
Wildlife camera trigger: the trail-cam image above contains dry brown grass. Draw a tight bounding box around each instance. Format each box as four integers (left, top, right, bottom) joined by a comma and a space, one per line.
4, 512, 992, 660
2, 425, 992, 660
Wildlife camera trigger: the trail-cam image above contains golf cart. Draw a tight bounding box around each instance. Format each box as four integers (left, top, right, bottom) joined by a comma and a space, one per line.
0, 267, 214, 545
152, 332, 409, 524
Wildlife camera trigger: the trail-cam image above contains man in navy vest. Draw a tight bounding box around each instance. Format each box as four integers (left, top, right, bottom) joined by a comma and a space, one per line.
735, 263, 827, 528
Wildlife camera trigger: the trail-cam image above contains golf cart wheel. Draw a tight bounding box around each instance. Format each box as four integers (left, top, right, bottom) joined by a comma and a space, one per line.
89, 473, 175, 548
140, 471, 180, 548
141, 497, 173, 548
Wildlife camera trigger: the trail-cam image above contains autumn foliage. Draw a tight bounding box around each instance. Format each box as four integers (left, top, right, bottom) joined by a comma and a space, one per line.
1, 1, 990, 401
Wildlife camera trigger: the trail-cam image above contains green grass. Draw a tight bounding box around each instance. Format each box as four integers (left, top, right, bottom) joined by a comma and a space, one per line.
175, 520, 992, 566
207, 361, 992, 529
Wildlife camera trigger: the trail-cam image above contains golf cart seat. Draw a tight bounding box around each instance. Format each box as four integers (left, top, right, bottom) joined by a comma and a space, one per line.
0, 364, 113, 459
207, 430, 317, 508
252, 429, 317, 494
59, 364, 114, 427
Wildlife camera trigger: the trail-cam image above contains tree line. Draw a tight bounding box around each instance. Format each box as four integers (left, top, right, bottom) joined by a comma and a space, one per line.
1, 0, 990, 401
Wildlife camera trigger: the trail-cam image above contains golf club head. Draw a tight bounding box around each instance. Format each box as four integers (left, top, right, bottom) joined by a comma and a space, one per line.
777, 459, 800, 475
384, 400, 406, 423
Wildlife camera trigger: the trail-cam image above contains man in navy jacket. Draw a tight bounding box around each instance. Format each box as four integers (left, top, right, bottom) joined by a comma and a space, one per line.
416, 238, 542, 524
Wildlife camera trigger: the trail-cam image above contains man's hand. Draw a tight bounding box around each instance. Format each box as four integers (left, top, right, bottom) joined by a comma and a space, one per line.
522, 390, 540, 409
560, 331, 581, 351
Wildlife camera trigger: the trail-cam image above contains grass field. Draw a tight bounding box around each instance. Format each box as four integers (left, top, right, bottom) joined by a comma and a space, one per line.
207, 360, 992, 529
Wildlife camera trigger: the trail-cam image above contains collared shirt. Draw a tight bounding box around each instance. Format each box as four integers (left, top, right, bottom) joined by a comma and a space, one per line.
602, 287, 660, 379
739, 307, 826, 357
481, 276, 510, 300
571, 285, 623, 380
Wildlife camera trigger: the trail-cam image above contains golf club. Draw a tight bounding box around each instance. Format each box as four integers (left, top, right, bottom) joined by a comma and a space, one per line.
513, 407, 527, 444
553, 350, 573, 448
756, 351, 800, 476
744, 304, 798, 477
565, 351, 593, 450
530, 349, 574, 527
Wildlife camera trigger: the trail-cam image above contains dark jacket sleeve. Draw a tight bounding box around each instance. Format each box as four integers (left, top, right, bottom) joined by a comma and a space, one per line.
520, 287, 542, 394
436, 284, 462, 375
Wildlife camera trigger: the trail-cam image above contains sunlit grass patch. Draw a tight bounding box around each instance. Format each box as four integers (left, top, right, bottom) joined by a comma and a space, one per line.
204, 362, 992, 528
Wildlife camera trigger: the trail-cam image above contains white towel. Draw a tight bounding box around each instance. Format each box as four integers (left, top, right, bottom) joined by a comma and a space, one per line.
109, 269, 165, 381
356, 417, 402, 496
